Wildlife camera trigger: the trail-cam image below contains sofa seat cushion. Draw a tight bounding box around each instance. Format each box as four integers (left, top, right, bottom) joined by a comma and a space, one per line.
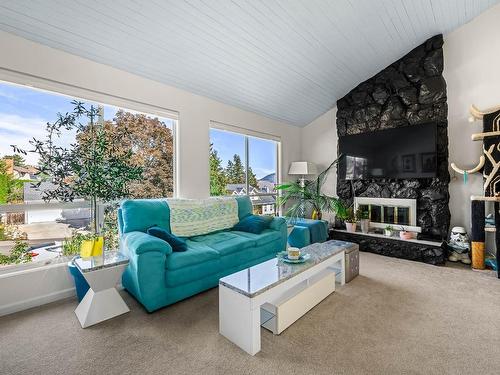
165, 257, 221, 287
190, 231, 256, 256
231, 229, 282, 247
218, 240, 279, 270
165, 241, 220, 270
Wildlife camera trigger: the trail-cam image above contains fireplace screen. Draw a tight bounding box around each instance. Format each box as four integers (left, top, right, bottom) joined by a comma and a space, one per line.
354, 197, 418, 231
359, 204, 409, 225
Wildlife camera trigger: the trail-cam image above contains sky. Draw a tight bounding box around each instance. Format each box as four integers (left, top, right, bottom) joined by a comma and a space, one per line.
0, 81, 173, 166
210, 128, 277, 180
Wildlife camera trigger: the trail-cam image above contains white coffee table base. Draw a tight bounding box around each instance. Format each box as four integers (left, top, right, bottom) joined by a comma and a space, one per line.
219, 250, 345, 355
75, 263, 129, 328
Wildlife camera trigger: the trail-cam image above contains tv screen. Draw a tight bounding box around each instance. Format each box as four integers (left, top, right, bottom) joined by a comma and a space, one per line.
338, 123, 437, 180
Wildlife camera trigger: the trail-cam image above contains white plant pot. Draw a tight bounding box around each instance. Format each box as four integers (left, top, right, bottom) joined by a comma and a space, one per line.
360, 219, 370, 234
345, 222, 357, 232
384, 229, 393, 237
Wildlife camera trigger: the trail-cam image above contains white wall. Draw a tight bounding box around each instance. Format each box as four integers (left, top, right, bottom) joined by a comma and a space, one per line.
301, 3, 500, 234
300, 108, 338, 222
0, 31, 301, 315
444, 3, 500, 230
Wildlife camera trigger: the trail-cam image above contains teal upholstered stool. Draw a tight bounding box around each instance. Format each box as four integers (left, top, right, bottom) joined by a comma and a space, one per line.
287, 218, 328, 248
288, 226, 310, 248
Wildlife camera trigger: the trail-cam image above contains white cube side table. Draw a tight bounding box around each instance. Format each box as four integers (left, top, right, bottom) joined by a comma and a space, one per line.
74, 251, 130, 328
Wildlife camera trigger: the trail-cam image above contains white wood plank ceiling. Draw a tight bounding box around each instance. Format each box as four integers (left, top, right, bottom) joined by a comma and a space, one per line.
0, 0, 498, 126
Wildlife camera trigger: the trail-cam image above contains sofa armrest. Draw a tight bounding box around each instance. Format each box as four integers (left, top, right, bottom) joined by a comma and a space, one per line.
270, 217, 287, 252
123, 231, 173, 256
270, 216, 286, 231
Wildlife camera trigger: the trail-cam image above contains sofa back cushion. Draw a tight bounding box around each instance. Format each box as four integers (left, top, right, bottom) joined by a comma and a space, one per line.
168, 197, 239, 237
121, 199, 170, 234
235, 196, 253, 220
233, 214, 273, 234
147, 226, 188, 252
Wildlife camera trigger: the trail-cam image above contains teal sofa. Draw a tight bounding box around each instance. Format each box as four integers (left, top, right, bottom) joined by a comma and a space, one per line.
118, 196, 287, 312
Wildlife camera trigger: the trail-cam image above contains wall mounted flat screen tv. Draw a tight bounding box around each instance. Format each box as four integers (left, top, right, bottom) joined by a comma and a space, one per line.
338, 123, 437, 180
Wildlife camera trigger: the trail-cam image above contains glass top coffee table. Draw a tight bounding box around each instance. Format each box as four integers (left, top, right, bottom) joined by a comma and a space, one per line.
219, 240, 358, 355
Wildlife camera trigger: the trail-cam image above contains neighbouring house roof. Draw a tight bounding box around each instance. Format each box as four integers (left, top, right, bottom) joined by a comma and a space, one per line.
251, 195, 276, 206
23, 181, 58, 203
226, 184, 259, 195
13, 165, 39, 175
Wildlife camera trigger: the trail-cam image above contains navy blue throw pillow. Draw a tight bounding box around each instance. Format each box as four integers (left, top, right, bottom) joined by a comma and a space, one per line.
233, 215, 273, 234
147, 226, 188, 252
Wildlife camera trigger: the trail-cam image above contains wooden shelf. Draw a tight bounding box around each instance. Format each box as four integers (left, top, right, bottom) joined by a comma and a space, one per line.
471, 130, 500, 141
470, 195, 500, 202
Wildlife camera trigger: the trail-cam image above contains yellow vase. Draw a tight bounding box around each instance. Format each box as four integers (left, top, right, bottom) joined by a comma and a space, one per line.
311, 210, 322, 220
80, 236, 104, 257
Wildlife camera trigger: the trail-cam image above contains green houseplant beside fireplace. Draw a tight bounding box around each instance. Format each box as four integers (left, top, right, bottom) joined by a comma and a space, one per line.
276, 157, 344, 222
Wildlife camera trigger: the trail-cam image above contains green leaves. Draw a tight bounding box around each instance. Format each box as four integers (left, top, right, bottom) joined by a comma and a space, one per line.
11, 102, 144, 234
276, 155, 345, 220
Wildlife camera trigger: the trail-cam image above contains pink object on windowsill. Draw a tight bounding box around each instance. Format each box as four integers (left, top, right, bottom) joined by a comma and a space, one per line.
399, 231, 413, 240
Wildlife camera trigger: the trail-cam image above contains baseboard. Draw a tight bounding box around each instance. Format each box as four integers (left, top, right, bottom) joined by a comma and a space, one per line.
0, 287, 76, 317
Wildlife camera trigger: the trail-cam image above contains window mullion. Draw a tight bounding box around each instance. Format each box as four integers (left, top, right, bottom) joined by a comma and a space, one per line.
245, 135, 249, 194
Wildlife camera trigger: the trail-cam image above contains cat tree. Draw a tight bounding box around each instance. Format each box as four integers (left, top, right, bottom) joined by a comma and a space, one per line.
450, 104, 500, 275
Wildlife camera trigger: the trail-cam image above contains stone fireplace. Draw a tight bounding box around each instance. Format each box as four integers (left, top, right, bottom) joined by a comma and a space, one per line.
336, 34, 450, 242
331, 34, 450, 265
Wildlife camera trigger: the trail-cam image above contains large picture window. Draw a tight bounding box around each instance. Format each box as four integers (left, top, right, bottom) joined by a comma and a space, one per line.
0, 80, 176, 271
209, 125, 279, 215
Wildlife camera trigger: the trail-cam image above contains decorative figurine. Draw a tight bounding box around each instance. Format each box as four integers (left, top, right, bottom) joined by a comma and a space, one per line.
447, 226, 471, 264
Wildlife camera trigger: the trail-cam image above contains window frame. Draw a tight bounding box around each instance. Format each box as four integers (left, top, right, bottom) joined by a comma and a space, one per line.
209, 121, 282, 214
0, 68, 179, 198
0, 70, 179, 273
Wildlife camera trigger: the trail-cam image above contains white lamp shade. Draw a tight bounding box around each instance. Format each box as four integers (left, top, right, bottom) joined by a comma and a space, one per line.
288, 161, 317, 175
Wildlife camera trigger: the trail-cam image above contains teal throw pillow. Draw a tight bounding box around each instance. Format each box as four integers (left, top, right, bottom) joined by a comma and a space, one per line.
147, 226, 187, 252
233, 215, 273, 234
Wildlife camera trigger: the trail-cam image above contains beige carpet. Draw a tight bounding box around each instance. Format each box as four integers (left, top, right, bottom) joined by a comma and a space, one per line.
1, 253, 500, 375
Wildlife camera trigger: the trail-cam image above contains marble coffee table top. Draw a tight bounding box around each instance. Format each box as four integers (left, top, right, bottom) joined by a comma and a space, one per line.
74, 251, 129, 273
219, 240, 356, 298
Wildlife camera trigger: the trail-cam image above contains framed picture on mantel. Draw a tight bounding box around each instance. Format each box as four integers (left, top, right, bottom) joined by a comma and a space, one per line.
402, 154, 416, 173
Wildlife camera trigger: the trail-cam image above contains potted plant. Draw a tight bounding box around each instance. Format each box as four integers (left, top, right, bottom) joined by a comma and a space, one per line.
276, 156, 344, 221
359, 209, 370, 234
12, 101, 143, 257
399, 226, 413, 240
344, 207, 357, 232
384, 225, 394, 237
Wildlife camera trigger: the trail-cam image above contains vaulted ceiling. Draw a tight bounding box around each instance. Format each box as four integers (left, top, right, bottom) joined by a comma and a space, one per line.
0, 0, 498, 126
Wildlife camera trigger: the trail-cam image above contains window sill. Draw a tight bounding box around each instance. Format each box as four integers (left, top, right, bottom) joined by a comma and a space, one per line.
0, 256, 71, 277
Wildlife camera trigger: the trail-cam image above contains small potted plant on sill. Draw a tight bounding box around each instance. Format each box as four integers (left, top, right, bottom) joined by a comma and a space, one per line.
360, 210, 370, 234
399, 226, 413, 240
384, 225, 394, 237
340, 207, 362, 233
344, 208, 357, 232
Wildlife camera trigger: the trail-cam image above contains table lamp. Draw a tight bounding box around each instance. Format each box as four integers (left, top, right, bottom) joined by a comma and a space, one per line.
288, 161, 317, 187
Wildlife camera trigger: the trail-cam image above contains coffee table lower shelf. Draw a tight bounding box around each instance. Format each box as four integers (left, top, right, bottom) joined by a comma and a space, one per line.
260, 267, 336, 335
